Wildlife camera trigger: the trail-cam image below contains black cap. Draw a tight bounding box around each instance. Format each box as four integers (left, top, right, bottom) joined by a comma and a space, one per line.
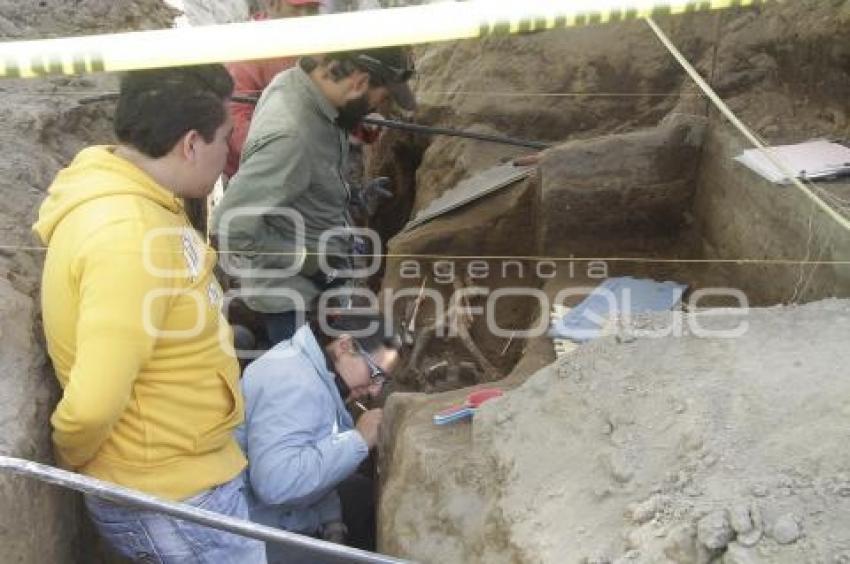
351, 47, 416, 111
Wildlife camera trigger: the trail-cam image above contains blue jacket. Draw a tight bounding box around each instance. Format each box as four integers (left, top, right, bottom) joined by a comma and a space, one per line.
237, 325, 369, 534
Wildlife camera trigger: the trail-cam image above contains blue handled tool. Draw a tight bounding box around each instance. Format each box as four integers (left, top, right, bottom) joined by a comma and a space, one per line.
433, 388, 504, 425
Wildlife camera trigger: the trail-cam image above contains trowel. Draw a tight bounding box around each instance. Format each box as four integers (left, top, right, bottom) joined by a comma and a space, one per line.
433, 388, 504, 425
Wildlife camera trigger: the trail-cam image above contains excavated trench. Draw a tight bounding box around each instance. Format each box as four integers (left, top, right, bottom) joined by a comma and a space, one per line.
361, 5, 850, 562
361, 7, 850, 404
367, 115, 850, 561
367, 115, 849, 395
0, 1, 849, 563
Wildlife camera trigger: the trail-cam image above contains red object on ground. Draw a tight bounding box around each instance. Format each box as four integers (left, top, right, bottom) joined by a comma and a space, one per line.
466, 388, 505, 408
433, 388, 505, 425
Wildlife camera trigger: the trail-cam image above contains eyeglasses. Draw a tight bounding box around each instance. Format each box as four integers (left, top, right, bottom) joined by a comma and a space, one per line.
354, 341, 387, 386
354, 54, 414, 84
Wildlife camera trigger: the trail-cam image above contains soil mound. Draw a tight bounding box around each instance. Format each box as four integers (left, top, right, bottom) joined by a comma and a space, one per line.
380, 300, 850, 563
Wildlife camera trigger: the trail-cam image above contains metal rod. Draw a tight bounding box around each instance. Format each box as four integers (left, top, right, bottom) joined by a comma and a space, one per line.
235, 95, 552, 150
0, 456, 410, 564
361, 116, 552, 150
80, 93, 551, 150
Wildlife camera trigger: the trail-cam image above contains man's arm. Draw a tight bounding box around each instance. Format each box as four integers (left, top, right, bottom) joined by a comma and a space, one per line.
223, 58, 297, 174
225, 101, 254, 177
50, 222, 172, 469
244, 370, 368, 507
214, 134, 311, 253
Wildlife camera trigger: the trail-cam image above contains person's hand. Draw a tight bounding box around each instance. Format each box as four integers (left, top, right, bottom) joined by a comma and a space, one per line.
351, 177, 393, 219
320, 521, 348, 544
365, 177, 393, 199
355, 408, 383, 449
360, 112, 386, 142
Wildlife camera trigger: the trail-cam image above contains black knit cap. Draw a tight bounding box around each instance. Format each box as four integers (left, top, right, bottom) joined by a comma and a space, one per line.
351, 46, 416, 111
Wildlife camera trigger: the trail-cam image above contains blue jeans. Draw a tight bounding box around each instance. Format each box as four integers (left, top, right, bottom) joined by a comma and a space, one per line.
85, 474, 266, 563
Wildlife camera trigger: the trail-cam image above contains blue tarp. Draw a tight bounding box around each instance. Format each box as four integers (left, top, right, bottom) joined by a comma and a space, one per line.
549, 277, 687, 342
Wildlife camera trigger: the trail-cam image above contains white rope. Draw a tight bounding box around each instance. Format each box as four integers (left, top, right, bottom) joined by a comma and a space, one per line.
644, 16, 850, 234
51, 89, 705, 100
2, 244, 849, 265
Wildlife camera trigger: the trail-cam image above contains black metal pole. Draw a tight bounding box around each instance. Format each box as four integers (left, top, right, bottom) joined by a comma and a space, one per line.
80, 93, 550, 151
234, 94, 550, 149
360, 116, 551, 150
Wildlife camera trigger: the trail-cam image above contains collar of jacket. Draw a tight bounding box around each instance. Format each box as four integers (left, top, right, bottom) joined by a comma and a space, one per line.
290, 325, 355, 428
311, 327, 352, 401
291, 324, 349, 402
291, 66, 340, 126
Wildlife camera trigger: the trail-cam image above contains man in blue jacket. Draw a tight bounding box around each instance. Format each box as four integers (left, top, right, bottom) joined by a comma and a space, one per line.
238, 310, 401, 561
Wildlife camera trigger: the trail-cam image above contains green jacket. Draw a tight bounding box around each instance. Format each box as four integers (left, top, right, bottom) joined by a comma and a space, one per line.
212, 66, 351, 313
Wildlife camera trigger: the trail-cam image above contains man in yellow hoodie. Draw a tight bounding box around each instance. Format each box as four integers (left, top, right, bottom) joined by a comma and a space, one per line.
34, 66, 266, 563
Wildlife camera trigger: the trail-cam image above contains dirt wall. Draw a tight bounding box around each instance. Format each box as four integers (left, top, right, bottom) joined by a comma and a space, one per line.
379, 300, 850, 563
376, 2, 850, 562
0, 2, 175, 562
373, 1, 850, 389
694, 124, 850, 305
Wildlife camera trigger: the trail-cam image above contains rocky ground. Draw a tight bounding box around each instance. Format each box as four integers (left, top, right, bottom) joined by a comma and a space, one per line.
0, 1, 848, 563
381, 300, 850, 563
374, 2, 850, 563
372, 0, 850, 389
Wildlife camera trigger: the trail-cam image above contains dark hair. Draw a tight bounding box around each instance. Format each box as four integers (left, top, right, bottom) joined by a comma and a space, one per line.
300, 54, 360, 83
114, 65, 234, 158
309, 310, 403, 354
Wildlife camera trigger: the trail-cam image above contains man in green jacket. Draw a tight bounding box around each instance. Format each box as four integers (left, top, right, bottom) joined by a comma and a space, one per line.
212, 48, 415, 346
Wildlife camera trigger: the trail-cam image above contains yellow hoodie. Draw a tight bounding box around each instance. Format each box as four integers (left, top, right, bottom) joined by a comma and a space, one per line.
34, 146, 246, 501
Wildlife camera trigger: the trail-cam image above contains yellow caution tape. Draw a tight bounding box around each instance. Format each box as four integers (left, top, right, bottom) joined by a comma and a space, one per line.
0, 0, 771, 79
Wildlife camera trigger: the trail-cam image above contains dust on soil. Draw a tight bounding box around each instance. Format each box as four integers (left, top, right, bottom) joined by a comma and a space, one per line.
372, 0, 850, 390
381, 300, 850, 563
375, 2, 850, 563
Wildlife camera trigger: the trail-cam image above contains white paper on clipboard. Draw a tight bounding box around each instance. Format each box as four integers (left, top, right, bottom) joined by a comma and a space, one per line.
735, 140, 850, 184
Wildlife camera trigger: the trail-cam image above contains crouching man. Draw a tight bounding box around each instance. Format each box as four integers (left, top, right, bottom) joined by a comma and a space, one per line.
33, 66, 266, 562
239, 310, 400, 562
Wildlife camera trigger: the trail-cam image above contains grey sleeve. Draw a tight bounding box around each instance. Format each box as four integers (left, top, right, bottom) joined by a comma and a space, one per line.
213, 133, 310, 252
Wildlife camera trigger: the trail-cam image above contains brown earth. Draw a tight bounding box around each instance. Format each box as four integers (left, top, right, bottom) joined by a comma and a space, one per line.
374, 2, 850, 563
371, 0, 850, 390
0, 1, 176, 562
380, 299, 850, 564
0, 1, 848, 563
